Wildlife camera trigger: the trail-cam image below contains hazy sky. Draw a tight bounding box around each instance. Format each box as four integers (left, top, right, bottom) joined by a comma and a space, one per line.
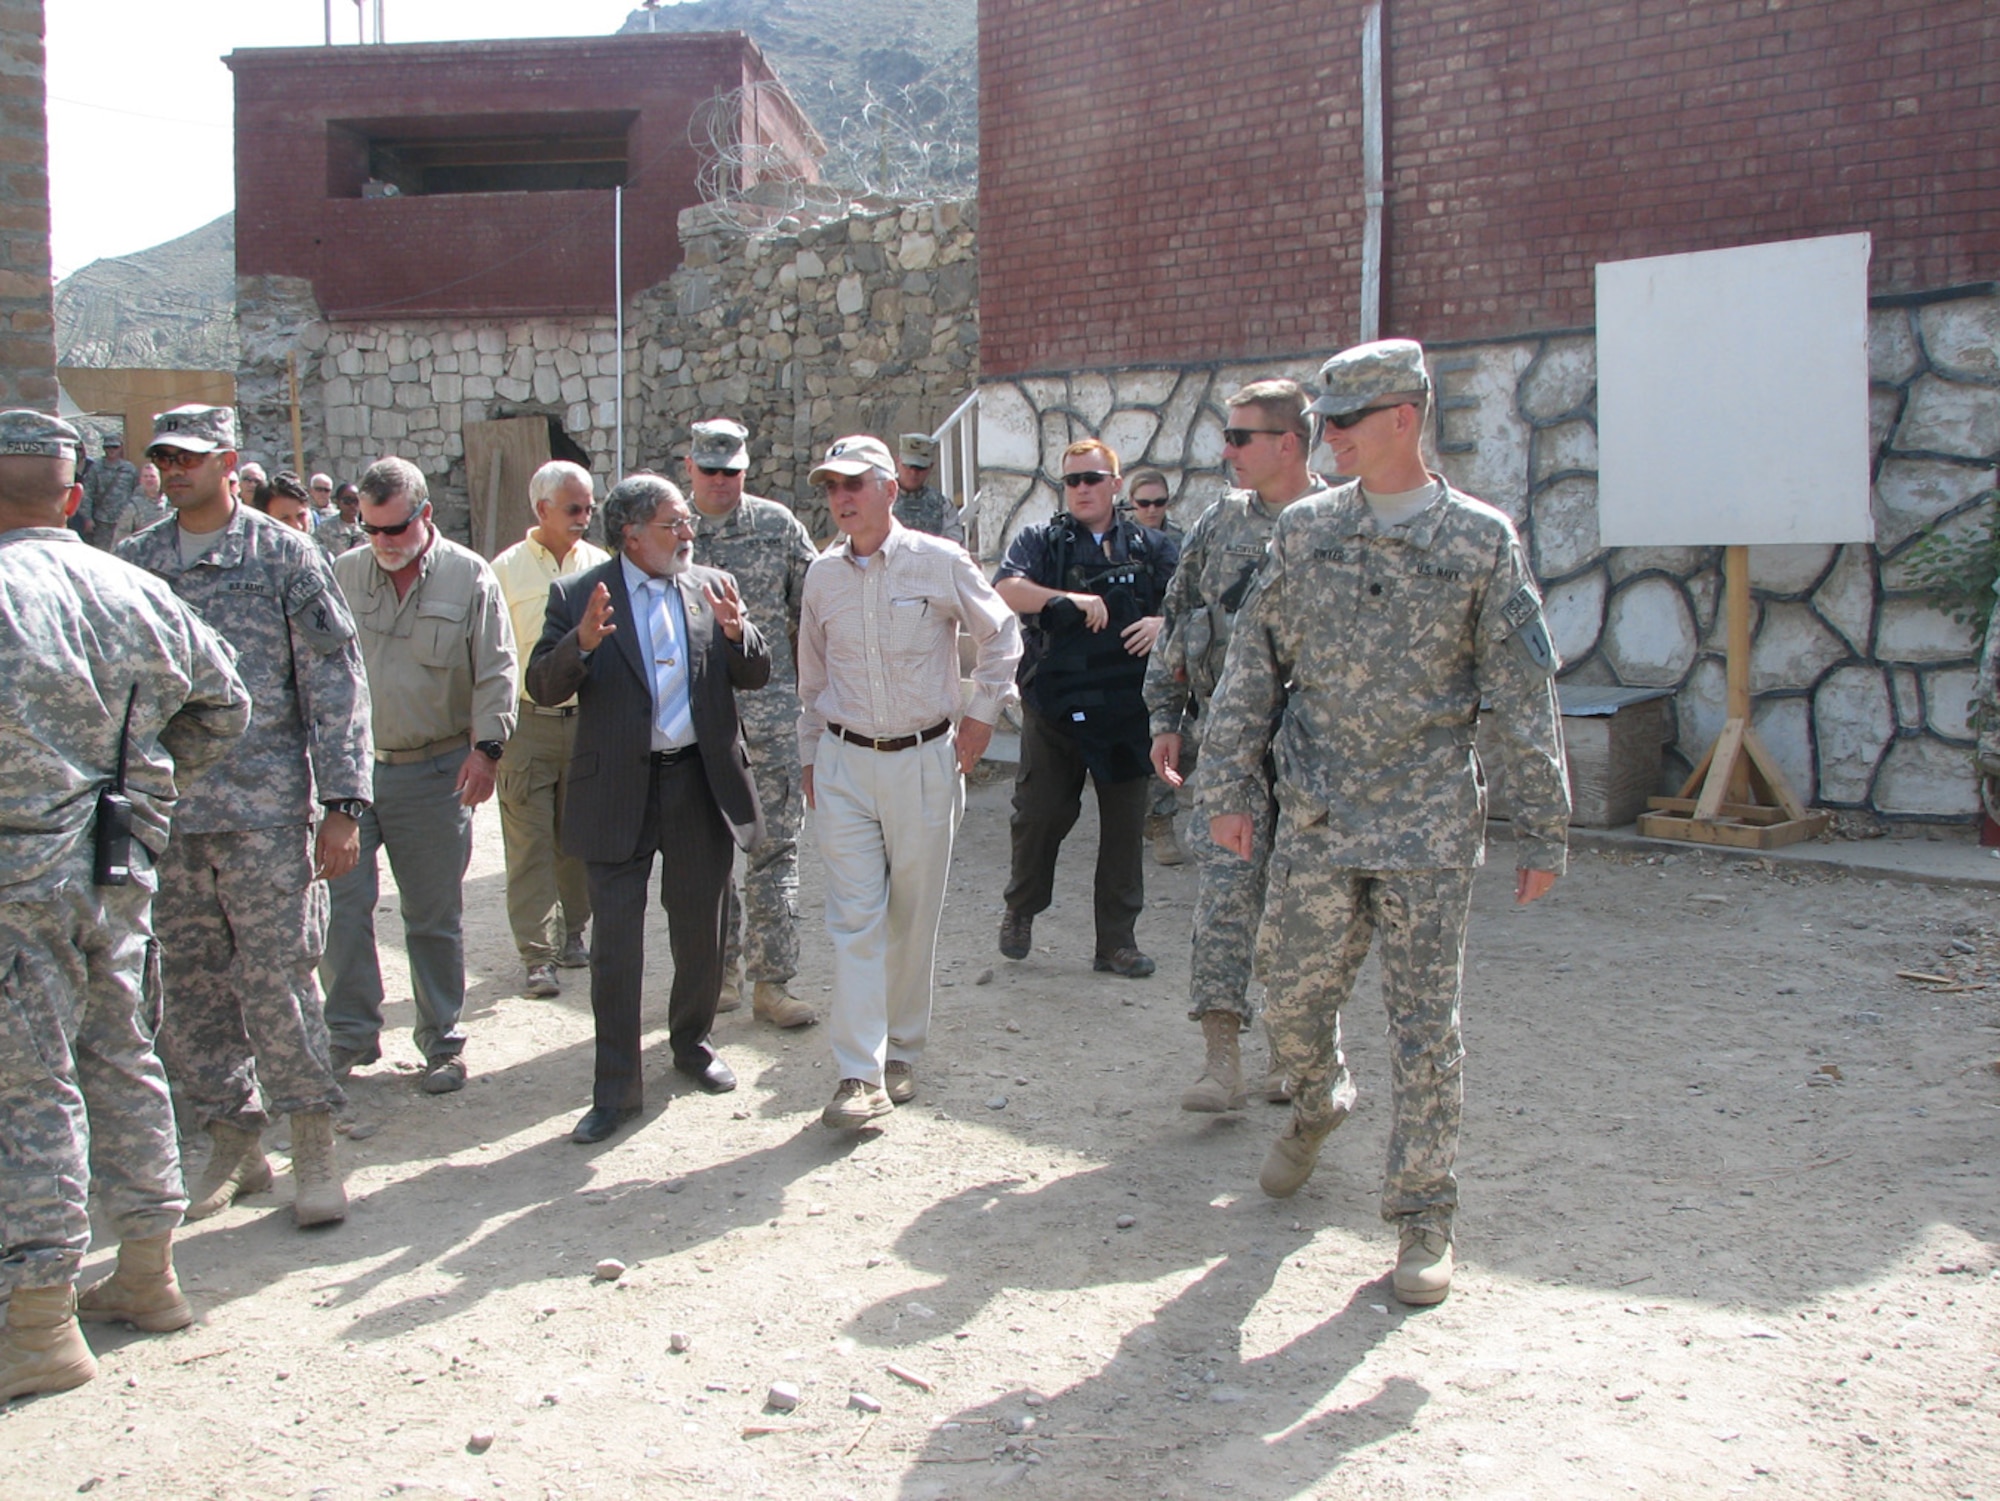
45, 0, 663, 280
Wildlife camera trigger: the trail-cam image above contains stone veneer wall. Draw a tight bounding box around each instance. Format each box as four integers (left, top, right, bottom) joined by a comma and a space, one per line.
975, 287, 2000, 820
238, 274, 622, 539
628, 199, 978, 542
237, 199, 978, 546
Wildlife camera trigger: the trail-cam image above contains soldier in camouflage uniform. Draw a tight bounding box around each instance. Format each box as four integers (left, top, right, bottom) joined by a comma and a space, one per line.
316, 482, 367, 558
891, 433, 966, 545
81, 434, 138, 551
1146, 380, 1321, 1114
1126, 469, 1189, 867
121, 405, 374, 1232
1198, 341, 1568, 1307
685, 419, 819, 1028
0, 409, 249, 1400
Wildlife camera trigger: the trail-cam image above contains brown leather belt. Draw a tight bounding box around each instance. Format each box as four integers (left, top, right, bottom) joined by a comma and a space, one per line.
828, 720, 951, 753
376, 735, 467, 766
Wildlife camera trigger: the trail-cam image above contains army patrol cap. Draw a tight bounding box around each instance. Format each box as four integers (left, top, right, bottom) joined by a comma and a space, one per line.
689, 418, 750, 472
102, 434, 124, 451
1307, 338, 1432, 418
809, 434, 896, 483
149, 404, 237, 453
897, 433, 938, 467
0, 409, 80, 458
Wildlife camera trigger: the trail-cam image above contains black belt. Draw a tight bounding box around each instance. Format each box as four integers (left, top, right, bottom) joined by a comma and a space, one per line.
649, 745, 700, 766
828, 719, 951, 753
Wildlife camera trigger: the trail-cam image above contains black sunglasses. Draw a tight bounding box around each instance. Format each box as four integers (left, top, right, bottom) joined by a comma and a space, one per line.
1220, 428, 1288, 448
695, 465, 738, 478
1062, 471, 1114, 488
359, 512, 423, 537
1323, 403, 1409, 431
1130, 495, 1169, 508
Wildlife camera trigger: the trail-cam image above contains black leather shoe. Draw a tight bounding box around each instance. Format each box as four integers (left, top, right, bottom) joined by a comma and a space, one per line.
674, 1052, 738, 1094
571, 1105, 640, 1144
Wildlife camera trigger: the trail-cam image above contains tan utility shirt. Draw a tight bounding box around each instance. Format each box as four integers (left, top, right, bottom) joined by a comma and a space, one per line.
334, 531, 518, 754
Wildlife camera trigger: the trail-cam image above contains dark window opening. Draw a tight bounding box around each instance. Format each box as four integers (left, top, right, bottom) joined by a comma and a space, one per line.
329, 112, 636, 198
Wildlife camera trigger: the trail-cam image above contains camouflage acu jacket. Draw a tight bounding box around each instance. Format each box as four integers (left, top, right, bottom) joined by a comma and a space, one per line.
0, 527, 248, 892
693, 494, 818, 702
1195, 479, 1569, 873
120, 503, 373, 833
1144, 487, 1298, 736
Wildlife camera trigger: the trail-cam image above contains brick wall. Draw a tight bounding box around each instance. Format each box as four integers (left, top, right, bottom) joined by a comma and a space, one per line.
980, 0, 2000, 376
0, 0, 54, 408
227, 33, 816, 322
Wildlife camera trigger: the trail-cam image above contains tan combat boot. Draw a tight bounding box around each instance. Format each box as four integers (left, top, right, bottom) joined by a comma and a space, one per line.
1181, 1012, 1246, 1112
289, 1110, 348, 1227
752, 980, 817, 1029
76, 1234, 193, 1332
1148, 813, 1187, 866
1392, 1222, 1455, 1306
715, 964, 742, 1013
0, 1284, 97, 1400
184, 1119, 273, 1221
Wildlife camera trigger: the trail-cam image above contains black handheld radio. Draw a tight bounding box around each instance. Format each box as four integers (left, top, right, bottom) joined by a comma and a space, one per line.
93, 684, 138, 887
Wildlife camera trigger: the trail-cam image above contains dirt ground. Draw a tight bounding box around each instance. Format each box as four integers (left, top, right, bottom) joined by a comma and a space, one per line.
6, 777, 1998, 1500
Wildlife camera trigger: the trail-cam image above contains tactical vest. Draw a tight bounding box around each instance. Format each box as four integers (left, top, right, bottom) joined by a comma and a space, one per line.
1022, 517, 1166, 771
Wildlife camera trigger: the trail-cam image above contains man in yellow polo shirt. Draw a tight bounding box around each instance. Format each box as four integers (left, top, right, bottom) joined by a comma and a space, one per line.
492, 461, 609, 998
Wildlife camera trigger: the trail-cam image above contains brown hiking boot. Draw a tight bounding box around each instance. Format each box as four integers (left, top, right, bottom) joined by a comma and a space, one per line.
289, 1110, 348, 1227
1392, 1222, 1455, 1306
184, 1119, 273, 1222
1093, 946, 1156, 978
1181, 1012, 1246, 1112
752, 981, 817, 1029
998, 909, 1032, 960
523, 962, 560, 998
0, 1285, 97, 1401
76, 1234, 193, 1333
1148, 813, 1187, 866
715, 966, 743, 1013
884, 1059, 916, 1105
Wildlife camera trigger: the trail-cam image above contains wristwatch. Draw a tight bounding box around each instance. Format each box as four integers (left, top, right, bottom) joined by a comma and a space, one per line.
475, 739, 505, 762
322, 798, 369, 822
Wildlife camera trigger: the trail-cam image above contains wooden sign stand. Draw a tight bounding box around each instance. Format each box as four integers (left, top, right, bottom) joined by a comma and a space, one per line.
1636, 545, 1832, 849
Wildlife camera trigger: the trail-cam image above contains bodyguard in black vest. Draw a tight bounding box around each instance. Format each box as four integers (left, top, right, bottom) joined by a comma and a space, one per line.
994, 440, 1177, 977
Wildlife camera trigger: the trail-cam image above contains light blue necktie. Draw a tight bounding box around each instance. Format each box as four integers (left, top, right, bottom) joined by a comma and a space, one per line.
647, 578, 694, 747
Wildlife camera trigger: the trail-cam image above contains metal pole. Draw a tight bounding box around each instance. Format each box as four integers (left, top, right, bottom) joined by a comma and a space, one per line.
324, 0, 332, 46
1359, 1, 1385, 342
614, 185, 625, 473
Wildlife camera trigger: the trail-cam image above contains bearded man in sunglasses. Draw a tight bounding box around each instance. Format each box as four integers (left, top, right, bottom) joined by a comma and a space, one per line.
994, 438, 1177, 979
1198, 339, 1569, 1307
326, 457, 518, 1097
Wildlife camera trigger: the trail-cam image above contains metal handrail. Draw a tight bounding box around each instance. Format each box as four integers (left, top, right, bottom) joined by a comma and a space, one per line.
928, 385, 980, 552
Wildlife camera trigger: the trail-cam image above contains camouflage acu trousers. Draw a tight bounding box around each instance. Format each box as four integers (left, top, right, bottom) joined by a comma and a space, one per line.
0, 856, 185, 1290
497, 707, 592, 964
724, 727, 803, 984
154, 824, 344, 1129
1258, 828, 1473, 1229
1187, 775, 1274, 1025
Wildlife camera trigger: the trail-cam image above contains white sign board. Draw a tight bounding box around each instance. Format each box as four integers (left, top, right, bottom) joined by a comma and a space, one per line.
1596, 234, 1874, 547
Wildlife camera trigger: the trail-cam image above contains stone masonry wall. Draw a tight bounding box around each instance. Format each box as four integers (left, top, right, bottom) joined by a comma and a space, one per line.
976, 287, 2000, 821
0, 0, 55, 411
238, 198, 978, 547
629, 199, 978, 542
238, 273, 624, 539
